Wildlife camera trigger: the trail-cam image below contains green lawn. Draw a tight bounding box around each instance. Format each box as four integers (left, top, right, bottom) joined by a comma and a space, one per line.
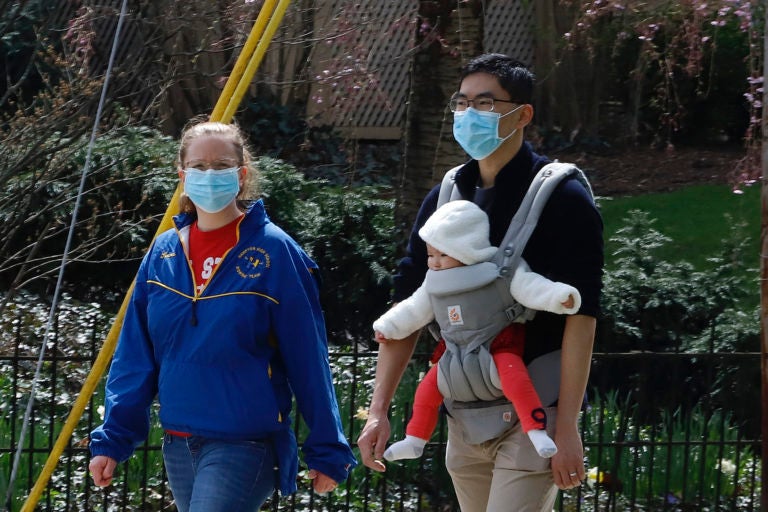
597, 184, 761, 270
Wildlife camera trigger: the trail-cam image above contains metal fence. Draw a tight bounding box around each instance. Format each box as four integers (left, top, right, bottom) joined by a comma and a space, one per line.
0, 310, 761, 511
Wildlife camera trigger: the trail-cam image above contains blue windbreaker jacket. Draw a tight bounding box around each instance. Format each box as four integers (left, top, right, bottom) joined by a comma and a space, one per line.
90, 200, 356, 494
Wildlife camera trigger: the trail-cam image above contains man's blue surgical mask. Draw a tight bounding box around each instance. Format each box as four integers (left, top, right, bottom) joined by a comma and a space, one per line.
183, 167, 241, 213
452, 104, 524, 160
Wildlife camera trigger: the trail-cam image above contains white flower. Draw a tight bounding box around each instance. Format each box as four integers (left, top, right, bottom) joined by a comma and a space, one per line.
718, 458, 737, 476
586, 466, 600, 488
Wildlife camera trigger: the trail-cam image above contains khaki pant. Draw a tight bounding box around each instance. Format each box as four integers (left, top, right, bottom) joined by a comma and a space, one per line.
445, 406, 558, 512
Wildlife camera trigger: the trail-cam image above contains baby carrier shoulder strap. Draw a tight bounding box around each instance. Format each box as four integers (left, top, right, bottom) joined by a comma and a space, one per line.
491, 162, 594, 274
436, 161, 593, 289
436, 164, 465, 207
432, 162, 592, 326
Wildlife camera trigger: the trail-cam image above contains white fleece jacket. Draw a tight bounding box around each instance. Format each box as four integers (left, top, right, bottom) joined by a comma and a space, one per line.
373, 258, 581, 341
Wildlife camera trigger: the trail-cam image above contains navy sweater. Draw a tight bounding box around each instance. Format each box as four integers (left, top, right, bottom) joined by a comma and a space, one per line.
393, 143, 604, 362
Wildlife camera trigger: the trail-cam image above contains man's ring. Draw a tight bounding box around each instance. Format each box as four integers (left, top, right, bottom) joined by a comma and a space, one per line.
569, 472, 578, 477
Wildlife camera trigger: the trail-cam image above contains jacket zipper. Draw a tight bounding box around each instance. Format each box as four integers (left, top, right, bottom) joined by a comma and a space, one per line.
176, 224, 200, 327
177, 215, 244, 327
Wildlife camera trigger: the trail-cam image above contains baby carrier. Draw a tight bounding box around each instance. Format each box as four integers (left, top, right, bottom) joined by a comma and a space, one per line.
432, 162, 594, 443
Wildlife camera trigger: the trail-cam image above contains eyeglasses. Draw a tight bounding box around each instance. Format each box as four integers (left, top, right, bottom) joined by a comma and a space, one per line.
449, 96, 518, 113
184, 160, 242, 171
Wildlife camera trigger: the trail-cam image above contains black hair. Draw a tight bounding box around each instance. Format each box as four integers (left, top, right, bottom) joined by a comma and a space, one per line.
458, 53, 534, 104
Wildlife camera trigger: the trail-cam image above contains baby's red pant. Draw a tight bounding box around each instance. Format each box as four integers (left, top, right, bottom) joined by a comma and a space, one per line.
405, 324, 546, 441
493, 351, 547, 432
405, 365, 443, 439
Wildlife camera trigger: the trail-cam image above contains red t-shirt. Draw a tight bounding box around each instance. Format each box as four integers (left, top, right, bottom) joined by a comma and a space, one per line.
188, 215, 242, 294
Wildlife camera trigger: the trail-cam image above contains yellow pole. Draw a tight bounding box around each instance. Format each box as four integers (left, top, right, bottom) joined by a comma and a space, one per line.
210, 0, 278, 122
20, 1, 291, 509
221, 0, 292, 123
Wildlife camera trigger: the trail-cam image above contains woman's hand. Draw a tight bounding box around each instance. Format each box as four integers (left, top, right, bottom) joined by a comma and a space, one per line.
308, 469, 338, 493
89, 455, 118, 487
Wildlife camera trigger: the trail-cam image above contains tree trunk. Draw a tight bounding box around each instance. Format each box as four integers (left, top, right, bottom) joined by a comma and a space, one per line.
398, 1, 482, 239
534, 1, 608, 143
533, 0, 558, 131
258, 0, 314, 106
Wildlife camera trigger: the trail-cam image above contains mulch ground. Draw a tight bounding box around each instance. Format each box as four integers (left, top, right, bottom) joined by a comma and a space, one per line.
551, 144, 748, 197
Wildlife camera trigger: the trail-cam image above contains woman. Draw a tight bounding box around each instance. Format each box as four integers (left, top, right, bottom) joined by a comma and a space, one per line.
89, 120, 356, 511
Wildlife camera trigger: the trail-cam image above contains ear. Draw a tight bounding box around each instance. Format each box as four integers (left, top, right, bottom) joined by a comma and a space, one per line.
238, 166, 248, 186
517, 104, 534, 129
177, 168, 185, 180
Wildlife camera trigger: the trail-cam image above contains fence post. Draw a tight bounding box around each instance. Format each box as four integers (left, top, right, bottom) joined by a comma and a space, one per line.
760, 4, 768, 510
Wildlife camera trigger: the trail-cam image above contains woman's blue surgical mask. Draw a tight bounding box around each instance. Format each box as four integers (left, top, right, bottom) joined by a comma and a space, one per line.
183, 167, 241, 213
452, 104, 524, 160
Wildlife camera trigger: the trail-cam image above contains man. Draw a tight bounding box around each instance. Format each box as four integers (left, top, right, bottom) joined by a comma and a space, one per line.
357, 53, 604, 511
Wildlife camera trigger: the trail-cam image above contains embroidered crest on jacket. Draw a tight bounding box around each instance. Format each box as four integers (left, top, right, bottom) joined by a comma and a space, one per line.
236, 246, 271, 278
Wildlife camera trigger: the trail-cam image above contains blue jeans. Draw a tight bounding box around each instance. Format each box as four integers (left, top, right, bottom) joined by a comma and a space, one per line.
162, 433, 276, 512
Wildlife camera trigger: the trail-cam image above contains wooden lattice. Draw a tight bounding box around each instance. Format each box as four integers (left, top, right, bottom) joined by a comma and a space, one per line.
305, 0, 418, 139
306, 1, 535, 140
483, 0, 535, 67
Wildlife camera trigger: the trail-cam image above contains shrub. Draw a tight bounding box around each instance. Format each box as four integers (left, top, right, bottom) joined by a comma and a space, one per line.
0, 125, 177, 306
240, 98, 400, 187
255, 156, 396, 345
594, 209, 759, 434
599, 210, 754, 353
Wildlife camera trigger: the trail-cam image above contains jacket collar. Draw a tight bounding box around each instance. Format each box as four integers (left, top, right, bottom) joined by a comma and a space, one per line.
172, 199, 270, 232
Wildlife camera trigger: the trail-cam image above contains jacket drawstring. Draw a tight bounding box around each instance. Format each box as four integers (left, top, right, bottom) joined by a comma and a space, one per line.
190, 299, 198, 326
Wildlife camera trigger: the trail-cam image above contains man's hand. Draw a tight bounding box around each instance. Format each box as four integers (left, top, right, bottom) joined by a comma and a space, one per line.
550, 424, 584, 490
89, 455, 118, 487
358, 328, 419, 472
356, 414, 390, 472
552, 315, 595, 489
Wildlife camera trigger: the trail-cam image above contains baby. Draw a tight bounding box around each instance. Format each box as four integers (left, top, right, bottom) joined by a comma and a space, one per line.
374, 200, 581, 460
